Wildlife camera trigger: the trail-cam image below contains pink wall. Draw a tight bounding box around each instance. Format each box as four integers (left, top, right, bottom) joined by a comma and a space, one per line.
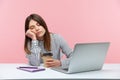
0, 0, 120, 63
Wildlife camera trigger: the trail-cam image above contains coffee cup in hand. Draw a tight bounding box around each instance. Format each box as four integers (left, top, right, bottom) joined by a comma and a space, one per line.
41, 53, 53, 67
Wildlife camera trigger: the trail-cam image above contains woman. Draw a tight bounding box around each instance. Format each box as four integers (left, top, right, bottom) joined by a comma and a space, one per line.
24, 14, 72, 69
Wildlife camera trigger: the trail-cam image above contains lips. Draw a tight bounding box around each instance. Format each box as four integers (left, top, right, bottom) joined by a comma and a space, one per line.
37, 31, 42, 34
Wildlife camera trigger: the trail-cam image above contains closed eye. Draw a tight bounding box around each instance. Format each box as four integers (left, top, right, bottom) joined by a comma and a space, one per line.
36, 22, 40, 26
29, 25, 35, 29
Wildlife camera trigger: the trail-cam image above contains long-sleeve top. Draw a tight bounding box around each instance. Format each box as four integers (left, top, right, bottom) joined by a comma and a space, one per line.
26, 33, 73, 69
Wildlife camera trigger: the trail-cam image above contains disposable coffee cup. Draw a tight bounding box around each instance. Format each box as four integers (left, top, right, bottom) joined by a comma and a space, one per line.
41, 53, 53, 67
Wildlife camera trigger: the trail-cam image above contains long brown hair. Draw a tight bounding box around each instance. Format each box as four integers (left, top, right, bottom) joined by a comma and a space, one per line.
24, 14, 51, 54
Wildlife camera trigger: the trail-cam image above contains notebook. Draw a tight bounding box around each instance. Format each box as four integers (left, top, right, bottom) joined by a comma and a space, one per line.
17, 66, 45, 72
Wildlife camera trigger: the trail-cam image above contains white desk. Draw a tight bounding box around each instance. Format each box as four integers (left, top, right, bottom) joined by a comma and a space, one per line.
0, 63, 119, 79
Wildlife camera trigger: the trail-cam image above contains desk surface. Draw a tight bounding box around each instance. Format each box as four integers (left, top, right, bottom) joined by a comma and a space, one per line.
0, 63, 119, 79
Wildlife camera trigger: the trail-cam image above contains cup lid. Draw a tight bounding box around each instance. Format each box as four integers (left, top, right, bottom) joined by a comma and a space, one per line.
41, 53, 53, 57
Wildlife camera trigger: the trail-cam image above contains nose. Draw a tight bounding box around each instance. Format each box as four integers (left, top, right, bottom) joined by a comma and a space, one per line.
36, 27, 39, 31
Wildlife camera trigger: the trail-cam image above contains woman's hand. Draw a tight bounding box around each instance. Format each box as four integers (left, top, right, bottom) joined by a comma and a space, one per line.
25, 29, 37, 40
45, 59, 61, 68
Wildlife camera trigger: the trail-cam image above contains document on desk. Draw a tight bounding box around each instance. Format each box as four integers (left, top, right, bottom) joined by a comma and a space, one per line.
17, 66, 45, 72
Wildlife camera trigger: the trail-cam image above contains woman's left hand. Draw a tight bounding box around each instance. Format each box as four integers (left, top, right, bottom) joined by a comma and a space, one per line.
45, 59, 61, 68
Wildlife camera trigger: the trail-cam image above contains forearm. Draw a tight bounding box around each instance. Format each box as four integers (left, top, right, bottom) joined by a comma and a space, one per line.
26, 40, 41, 66
26, 53, 40, 66
60, 52, 72, 69
60, 59, 69, 69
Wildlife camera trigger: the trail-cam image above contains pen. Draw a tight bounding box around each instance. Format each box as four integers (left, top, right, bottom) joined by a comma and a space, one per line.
18, 66, 38, 69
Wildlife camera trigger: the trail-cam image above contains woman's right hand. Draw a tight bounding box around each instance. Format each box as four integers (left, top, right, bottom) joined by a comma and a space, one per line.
25, 29, 37, 40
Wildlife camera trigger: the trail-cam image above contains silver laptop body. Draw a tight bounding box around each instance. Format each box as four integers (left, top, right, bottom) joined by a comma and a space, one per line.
51, 42, 110, 74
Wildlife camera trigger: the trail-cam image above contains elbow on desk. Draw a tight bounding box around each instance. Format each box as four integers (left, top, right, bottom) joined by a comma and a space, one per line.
29, 61, 40, 66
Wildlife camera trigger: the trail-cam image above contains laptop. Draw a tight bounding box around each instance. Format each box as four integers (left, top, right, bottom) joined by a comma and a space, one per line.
51, 42, 110, 74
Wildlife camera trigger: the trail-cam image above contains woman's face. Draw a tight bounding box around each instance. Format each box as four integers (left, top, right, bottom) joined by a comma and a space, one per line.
29, 19, 46, 39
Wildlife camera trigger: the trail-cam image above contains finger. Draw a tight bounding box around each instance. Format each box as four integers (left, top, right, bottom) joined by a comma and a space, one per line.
25, 31, 32, 37
25, 30, 31, 35
31, 30, 36, 34
25, 32, 30, 37
46, 62, 54, 65
46, 59, 54, 62
46, 63, 55, 67
46, 62, 55, 67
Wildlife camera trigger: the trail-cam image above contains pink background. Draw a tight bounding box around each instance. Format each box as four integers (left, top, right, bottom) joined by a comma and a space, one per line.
0, 0, 120, 63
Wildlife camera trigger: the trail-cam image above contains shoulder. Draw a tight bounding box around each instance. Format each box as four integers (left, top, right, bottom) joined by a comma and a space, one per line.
50, 33, 64, 40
